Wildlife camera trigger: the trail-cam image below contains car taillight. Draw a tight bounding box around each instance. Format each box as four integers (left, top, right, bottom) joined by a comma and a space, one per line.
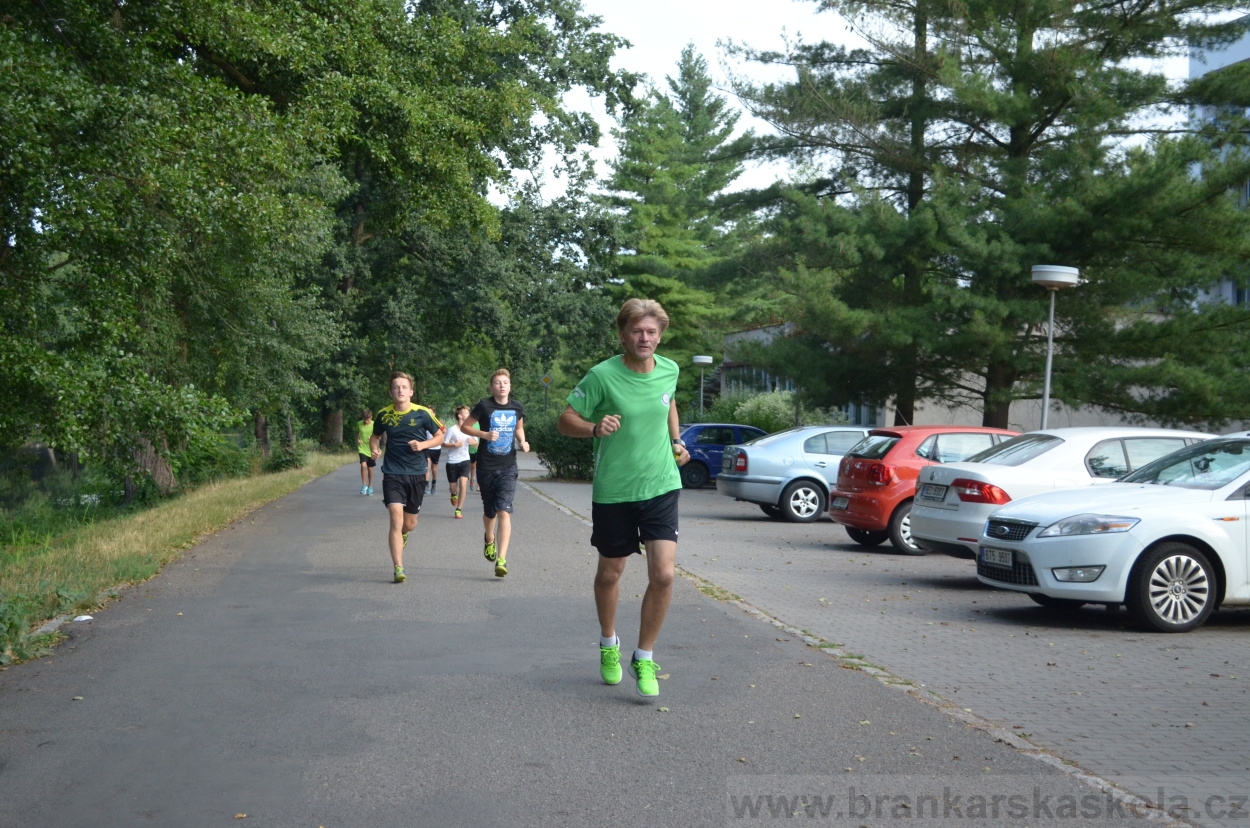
867, 463, 896, 485
735, 452, 747, 473
951, 478, 1011, 504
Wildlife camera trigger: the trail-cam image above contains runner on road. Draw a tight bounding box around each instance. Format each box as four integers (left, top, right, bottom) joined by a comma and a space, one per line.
356, 409, 375, 496
557, 298, 689, 699
443, 405, 478, 520
424, 404, 442, 495
460, 369, 529, 578
369, 373, 444, 583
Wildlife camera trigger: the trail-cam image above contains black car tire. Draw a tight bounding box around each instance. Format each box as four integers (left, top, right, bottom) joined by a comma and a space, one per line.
1125, 542, 1216, 633
680, 462, 709, 489
760, 504, 783, 519
846, 527, 889, 547
887, 500, 925, 555
1029, 593, 1087, 610
780, 480, 826, 523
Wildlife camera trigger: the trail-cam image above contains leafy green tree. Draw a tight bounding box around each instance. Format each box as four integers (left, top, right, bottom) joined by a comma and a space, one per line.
732, 0, 1250, 427
602, 45, 755, 397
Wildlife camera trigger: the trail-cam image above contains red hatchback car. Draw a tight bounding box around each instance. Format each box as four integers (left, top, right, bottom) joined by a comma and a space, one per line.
830, 425, 1018, 554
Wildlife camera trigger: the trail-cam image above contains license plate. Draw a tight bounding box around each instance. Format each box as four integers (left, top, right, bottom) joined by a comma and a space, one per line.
831, 496, 849, 511
919, 483, 948, 502
980, 546, 1013, 567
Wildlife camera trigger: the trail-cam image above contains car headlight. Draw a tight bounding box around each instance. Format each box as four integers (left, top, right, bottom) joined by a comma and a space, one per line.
1052, 566, 1106, 582
1037, 514, 1140, 537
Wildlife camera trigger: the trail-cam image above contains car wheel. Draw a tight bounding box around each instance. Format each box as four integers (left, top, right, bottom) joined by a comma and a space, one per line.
680, 462, 709, 489
1126, 542, 1216, 633
780, 480, 825, 523
846, 527, 889, 547
759, 504, 783, 519
1029, 593, 1087, 610
887, 500, 925, 555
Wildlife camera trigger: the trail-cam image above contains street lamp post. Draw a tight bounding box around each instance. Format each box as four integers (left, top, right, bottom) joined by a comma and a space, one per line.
692, 355, 713, 414
1031, 265, 1081, 430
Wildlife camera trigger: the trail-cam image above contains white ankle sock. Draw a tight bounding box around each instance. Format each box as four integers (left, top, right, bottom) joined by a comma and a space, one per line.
600, 635, 618, 648
634, 648, 653, 662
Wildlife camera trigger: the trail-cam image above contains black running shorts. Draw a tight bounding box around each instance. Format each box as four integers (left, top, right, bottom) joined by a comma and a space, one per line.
590, 489, 680, 558
446, 460, 471, 483
382, 474, 425, 514
477, 466, 518, 518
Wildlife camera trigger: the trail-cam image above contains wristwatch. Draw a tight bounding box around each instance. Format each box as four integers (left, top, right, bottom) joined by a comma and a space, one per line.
671, 438, 685, 447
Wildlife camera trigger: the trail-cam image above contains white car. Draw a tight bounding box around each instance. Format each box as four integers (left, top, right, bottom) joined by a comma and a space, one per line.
910, 427, 1214, 558
975, 434, 1250, 632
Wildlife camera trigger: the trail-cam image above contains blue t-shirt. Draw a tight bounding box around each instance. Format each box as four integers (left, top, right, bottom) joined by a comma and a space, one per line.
469, 397, 525, 472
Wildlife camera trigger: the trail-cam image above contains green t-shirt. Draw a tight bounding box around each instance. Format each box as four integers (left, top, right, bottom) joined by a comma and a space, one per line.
567, 354, 681, 504
355, 419, 373, 455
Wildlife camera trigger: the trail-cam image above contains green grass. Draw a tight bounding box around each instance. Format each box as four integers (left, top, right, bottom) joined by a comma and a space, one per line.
0, 451, 350, 665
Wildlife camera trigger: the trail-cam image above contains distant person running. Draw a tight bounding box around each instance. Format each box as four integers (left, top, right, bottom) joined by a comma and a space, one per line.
356, 409, 375, 496
468, 430, 479, 492
425, 404, 442, 495
369, 372, 444, 583
557, 298, 688, 699
460, 369, 530, 578
443, 405, 478, 519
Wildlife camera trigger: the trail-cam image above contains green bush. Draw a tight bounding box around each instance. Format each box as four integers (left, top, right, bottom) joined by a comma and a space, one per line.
263, 439, 311, 473
526, 411, 594, 481
171, 434, 255, 486
685, 391, 849, 432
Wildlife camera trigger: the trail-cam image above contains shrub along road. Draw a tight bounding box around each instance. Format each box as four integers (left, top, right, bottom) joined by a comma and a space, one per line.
0, 459, 1185, 827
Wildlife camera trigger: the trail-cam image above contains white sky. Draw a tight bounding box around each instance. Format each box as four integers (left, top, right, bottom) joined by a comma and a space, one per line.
555, 0, 854, 194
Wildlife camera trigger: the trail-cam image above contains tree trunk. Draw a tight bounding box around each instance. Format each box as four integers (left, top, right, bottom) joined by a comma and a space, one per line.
284, 409, 295, 449
322, 408, 344, 447
132, 436, 177, 495
254, 411, 270, 458
982, 361, 1016, 429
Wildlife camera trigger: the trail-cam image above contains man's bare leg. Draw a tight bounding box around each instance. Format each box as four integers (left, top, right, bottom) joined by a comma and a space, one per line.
387, 503, 417, 569
595, 555, 626, 639
637, 539, 676, 651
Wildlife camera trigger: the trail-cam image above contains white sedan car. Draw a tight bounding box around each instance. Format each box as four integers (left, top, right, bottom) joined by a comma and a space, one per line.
910, 427, 1213, 558
975, 434, 1250, 632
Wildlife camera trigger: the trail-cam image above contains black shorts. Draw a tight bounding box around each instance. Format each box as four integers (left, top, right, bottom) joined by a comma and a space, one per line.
358, 453, 375, 468
446, 460, 471, 483
426, 448, 442, 464
382, 474, 425, 514
591, 489, 680, 558
477, 466, 518, 519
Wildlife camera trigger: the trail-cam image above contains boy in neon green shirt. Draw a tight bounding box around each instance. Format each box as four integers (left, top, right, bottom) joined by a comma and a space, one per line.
356, 409, 375, 495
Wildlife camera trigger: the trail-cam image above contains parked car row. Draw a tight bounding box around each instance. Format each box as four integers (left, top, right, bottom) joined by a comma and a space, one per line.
711, 421, 1250, 633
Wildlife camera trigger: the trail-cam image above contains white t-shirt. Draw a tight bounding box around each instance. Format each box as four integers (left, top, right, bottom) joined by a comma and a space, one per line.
443, 424, 475, 465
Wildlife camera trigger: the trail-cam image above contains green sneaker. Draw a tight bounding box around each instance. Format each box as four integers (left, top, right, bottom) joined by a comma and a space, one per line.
494, 558, 507, 578
629, 657, 660, 698
393, 565, 406, 583
401, 531, 409, 547
483, 537, 496, 562
599, 643, 622, 685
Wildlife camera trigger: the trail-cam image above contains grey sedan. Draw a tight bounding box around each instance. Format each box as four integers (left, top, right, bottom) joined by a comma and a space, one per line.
717, 426, 871, 522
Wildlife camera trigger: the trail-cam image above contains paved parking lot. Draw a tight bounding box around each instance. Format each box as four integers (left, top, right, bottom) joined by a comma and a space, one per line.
527, 470, 1250, 827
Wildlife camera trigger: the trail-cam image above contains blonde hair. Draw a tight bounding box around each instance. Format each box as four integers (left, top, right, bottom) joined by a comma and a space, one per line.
616, 298, 670, 334
389, 371, 414, 388
490, 368, 511, 382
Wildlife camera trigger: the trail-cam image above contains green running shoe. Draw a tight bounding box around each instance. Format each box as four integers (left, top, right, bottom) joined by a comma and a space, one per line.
483, 537, 496, 562
393, 565, 406, 583
629, 657, 660, 698
401, 531, 409, 547
494, 558, 508, 578
599, 643, 622, 685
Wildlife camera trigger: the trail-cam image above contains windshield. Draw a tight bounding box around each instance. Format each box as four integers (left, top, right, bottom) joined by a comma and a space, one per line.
743, 426, 808, 447
1119, 439, 1250, 490
965, 433, 1063, 467
846, 434, 900, 460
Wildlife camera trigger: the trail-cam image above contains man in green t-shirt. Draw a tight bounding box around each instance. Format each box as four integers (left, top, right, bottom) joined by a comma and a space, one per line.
558, 298, 690, 699
355, 409, 375, 496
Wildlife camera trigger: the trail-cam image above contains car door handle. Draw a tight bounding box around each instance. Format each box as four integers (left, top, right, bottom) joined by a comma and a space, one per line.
813, 461, 827, 467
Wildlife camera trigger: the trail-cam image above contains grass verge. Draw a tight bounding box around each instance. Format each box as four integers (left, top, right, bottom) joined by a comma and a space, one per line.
1, 452, 349, 665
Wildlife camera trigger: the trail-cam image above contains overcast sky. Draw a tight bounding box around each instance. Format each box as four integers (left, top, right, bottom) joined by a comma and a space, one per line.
556, 0, 855, 193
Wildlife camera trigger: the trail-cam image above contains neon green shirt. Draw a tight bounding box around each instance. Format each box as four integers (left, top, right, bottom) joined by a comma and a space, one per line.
355, 420, 373, 455
567, 354, 681, 504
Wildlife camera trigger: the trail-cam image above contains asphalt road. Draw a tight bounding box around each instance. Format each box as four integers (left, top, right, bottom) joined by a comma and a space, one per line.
0, 458, 1229, 827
